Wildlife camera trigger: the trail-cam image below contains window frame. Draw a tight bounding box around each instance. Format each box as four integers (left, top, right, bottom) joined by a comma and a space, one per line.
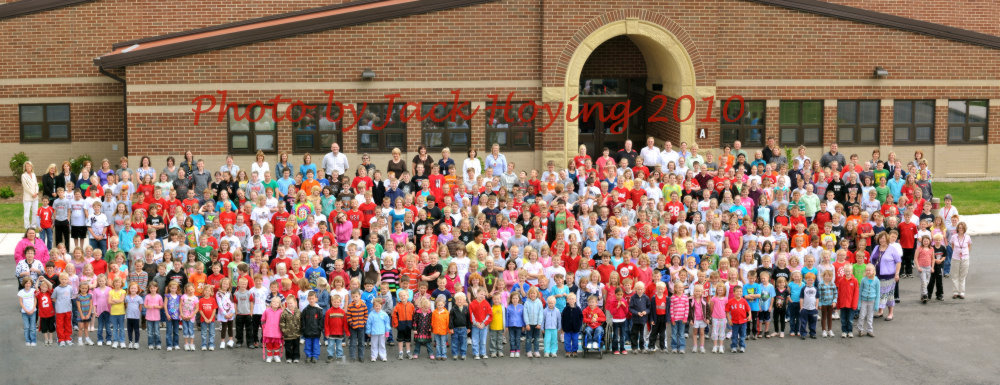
356, 103, 408, 153
19, 103, 71, 143
719, 100, 766, 147
836, 100, 880, 146
226, 105, 277, 154
779, 100, 824, 146
420, 101, 472, 152
289, 104, 343, 153
892, 100, 935, 145
947, 100, 988, 144
485, 100, 536, 151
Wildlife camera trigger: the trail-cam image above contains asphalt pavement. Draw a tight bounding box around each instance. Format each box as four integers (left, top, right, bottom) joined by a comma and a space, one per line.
4, 236, 1000, 384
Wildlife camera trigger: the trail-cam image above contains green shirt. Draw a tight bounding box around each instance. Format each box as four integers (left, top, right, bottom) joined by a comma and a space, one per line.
194, 246, 213, 269
875, 185, 890, 204
104, 248, 122, 264
873, 169, 889, 186
262, 180, 279, 195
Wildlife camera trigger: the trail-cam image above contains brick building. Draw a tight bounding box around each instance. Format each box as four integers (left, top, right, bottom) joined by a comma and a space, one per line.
2, 0, 999, 177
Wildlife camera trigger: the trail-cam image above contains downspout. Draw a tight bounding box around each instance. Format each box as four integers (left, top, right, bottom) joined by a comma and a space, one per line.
97, 67, 127, 157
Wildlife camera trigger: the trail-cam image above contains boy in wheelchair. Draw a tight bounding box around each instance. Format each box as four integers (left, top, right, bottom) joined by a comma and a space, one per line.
582, 295, 606, 350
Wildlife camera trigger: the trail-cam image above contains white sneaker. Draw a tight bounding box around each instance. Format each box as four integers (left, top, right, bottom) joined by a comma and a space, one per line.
86, 338, 94, 345
209, 346, 215, 351
274, 357, 281, 363
731, 348, 737, 353
739, 347, 745, 353
266, 356, 273, 363
821, 330, 827, 337
201, 346, 207, 351
26, 342, 30, 347
78, 337, 83, 345
167, 346, 173, 351
112, 342, 119, 349
848, 333, 854, 338
227, 340, 234, 348
220, 342, 226, 350
59, 341, 65, 347
156, 345, 162, 350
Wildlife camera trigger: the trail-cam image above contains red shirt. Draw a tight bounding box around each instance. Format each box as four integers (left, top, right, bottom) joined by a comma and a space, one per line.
324, 308, 350, 337
219, 212, 237, 228
37, 206, 54, 229
469, 299, 493, 324
207, 273, 225, 289
898, 222, 918, 249
345, 210, 363, 230
596, 264, 616, 284
271, 211, 290, 239
91, 259, 108, 276
198, 297, 218, 322
358, 202, 377, 229
616, 262, 638, 282
665, 201, 684, 223
654, 294, 668, 315
36, 291, 55, 318
726, 297, 750, 324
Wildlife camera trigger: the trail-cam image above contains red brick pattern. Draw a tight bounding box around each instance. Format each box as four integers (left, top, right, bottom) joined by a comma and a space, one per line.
878, 103, 893, 145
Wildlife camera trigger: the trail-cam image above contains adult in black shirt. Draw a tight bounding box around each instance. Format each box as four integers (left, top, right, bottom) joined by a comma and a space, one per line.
616, 139, 639, 167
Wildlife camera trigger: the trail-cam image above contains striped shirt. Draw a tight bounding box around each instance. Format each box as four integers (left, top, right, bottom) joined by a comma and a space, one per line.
346, 300, 369, 330
670, 294, 689, 322
817, 282, 838, 307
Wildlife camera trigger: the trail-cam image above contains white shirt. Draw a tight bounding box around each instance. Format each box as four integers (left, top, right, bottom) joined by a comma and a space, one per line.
659, 150, 679, 170
640, 146, 661, 168
250, 162, 270, 183
322, 152, 349, 176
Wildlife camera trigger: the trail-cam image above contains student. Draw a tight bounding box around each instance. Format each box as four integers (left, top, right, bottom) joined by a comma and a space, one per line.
608, 287, 629, 355
505, 291, 525, 357
817, 270, 838, 338
449, 292, 471, 360
366, 298, 391, 362
345, 290, 368, 362
521, 287, 544, 358
669, 281, 689, 353
798, 273, 819, 339
124, 283, 144, 349
431, 296, 451, 360
324, 294, 349, 362
261, 297, 284, 362
51, 272, 74, 346
18, 278, 38, 346
836, 266, 859, 338
410, 295, 433, 360
541, 296, 561, 357
77, 282, 95, 346
233, 277, 253, 348
199, 285, 219, 351
108, 277, 127, 348
180, 283, 200, 350
216, 279, 236, 349
757, 271, 775, 339
771, 277, 790, 338
300, 291, 324, 363
857, 265, 880, 337
582, 294, 606, 351
279, 296, 301, 362
726, 285, 750, 353
561, 293, 582, 357
689, 285, 709, 353
709, 283, 728, 353
391, 290, 415, 359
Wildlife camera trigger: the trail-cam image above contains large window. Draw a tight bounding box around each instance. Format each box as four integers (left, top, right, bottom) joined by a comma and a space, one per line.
720, 100, 765, 146
779, 100, 823, 146
227, 105, 276, 153
947, 100, 988, 144
421, 102, 472, 151
357, 103, 407, 152
837, 100, 879, 145
19, 104, 70, 142
486, 100, 535, 151
290, 105, 342, 152
893, 100, 934, 144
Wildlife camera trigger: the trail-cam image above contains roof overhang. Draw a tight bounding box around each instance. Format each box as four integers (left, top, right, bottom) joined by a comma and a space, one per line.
0, 0, 96, 20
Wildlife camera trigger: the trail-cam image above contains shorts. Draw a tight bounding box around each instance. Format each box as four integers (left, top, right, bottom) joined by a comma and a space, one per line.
396, 322, 412, 342
71, 226, 88, 239
693, 320, 708, 329
40, 316, 56, 333
758, 310, 771, 322
79, 316, 92, 323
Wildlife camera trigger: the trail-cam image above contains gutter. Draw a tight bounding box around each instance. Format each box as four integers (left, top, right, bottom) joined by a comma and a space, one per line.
97, 67, 127, 157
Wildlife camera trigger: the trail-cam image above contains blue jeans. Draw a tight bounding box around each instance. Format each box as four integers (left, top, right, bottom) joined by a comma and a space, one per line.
611, 322, 627, 351
147, 321, 161, 347
201, 321, 216, 347
22, 313, 37, 343
944, 245, 953, 275
564, 331, 579, 352
471, 326, 488, 356
165, 319, 179, 347
110, 314, 126, 343
799, 308, 818, 337
839, 308, 855, 334
182, 320, 196, 338
303, 337, 320, 358
670, 321, 687, 350
89, 239, 107, 256
39, 227, 52, 250
434, 334, 449, 357
524, 325, 541, 353
584, 326, 603, 348
730, 322, 747, 349
451, 327, 468, 357
544, 329, 558, 354
788, 302, 801, 334
507, 327, 522, 352
96, 311, 112, 342
326, 337, 344, 358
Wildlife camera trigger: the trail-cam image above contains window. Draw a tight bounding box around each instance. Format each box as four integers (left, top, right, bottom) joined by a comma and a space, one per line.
779, 100, 823, 146
290, 104, 342, 152
19, 104, 70, 142
227, 105, 276, 153
357, 103, 407, 152
485, 100, 535, 151
720, 100, 765, 146
947, 100, 988, 144
837, 100, 879, 145
893, 100, 934, 144
421, 102, 472, 151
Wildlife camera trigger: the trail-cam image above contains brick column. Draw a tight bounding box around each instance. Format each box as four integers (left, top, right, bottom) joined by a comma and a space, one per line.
823, 99, 837, 146
405, 103, 420, 153
879, 99, 894, 146
342, 103, 358, 153
765, 100, 779, 143
990, 99, 1000, 145
934, 99, 948, 145
470, 101, 486, 150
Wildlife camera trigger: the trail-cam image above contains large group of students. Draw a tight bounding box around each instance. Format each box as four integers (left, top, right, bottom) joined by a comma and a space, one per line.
13, 137, 973, 363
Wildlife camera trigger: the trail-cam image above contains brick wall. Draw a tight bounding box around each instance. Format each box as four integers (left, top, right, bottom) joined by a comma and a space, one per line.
580, 36, 647, 79
826, 0, 1000, 36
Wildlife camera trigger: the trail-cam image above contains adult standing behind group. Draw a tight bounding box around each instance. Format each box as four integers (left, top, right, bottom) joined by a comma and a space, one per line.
322, 143, 349, 177
22, 161, 39, 230
412, 146, 434, 179
484, 144, 507, 178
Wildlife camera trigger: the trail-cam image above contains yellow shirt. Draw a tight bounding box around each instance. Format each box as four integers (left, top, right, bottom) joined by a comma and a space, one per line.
490, 304, 505, 330
109, 289, 126, 316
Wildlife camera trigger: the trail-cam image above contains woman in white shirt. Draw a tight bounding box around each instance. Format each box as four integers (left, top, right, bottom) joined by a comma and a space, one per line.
21, 161, 39, 230
250, 150, 270, 183
462, 149, 481, 183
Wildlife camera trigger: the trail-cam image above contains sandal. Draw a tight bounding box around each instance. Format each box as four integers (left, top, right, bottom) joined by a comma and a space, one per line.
885, 316, 893, 321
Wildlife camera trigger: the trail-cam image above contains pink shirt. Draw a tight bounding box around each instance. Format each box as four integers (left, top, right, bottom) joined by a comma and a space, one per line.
144, 294, 163, 321
91, 286, 111, 314
261, 307, 283, 339
710, 296, 728, 319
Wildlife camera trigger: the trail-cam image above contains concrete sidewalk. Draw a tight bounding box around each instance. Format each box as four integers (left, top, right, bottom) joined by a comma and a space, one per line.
3, 214, 999, 254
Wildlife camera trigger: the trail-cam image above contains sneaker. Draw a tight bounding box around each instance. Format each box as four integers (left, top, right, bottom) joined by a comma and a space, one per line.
209, 346, 215, 351
731, 348, 737, 353
406, 352, 412, 359
227, 340, 234, 348
475, 355, 481, 360
739, 347, 745, 353
679, 350, 685, 354
59, 341, 66, 347
841, 333, 847, 338
174, 345, 180, 350
167, 346, 173, 351
220, 342, 226, 350
112, 342, 119, 349
267, 357, 273, 363
274, 357, 281, 363
149, 345, 154, 350
779, 332, 784, 338
613, 351, 620, 355
848, 333, 854, 338
671, 349, 677, 353
201, 346, 207, 351
821, 330, 826, 337
398, 351, 404, 360
428, 355, 433, 360
461, 355, 467, 360
78, 337, 83, 345
157, 345, 162, 350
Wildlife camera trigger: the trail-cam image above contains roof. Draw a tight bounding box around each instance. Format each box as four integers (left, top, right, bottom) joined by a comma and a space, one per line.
747, 0, 1000, 50
0, 0, 95, 20
94, 0, 496, 69
94, 0, 1000, 69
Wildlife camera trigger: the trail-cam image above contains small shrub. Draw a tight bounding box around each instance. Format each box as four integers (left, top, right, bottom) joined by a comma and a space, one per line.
70, 154, 92, 175
0, 186, 14, 199
9, 152, 29, 176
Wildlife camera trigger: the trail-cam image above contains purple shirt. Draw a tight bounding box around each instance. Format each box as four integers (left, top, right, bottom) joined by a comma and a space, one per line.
873, 244, 901, 280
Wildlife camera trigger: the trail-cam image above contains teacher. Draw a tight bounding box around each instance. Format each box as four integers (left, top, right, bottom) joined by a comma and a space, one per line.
871, 231, 901, 321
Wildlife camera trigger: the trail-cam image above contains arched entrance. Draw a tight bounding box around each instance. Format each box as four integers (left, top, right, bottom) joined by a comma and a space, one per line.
560, 18, 698, 162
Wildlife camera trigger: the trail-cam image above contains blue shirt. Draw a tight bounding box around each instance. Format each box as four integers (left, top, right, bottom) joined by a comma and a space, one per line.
886, 177, 904, 201
743, 283, 762, 311
542, 307, 562, 330
484, 153, 507, 177
759, 283, 775, 310
523, 298, 544, 326
505, 304, 525, 328
299, 164, 317, 178
276, 177, 295, 196
365, 310, 391, 335
789, 281, 805, 303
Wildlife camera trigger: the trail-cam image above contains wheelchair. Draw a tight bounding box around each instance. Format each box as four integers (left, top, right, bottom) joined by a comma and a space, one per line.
581, 322, 606, 359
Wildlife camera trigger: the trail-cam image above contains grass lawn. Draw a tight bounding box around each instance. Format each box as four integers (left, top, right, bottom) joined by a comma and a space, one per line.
0, 203, 21, 233
934, 181, 1000, 215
